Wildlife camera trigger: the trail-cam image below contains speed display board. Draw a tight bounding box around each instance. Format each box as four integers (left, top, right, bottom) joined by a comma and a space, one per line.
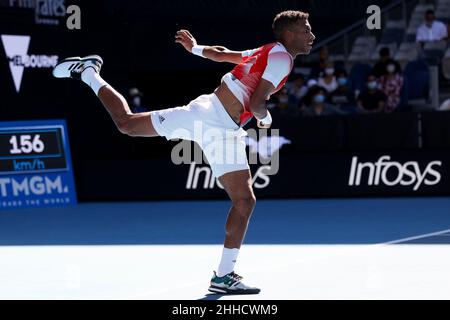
0, 120, 77, 209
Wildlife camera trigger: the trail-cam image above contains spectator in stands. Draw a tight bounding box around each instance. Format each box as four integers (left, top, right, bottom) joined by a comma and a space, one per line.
328, 70, 357, 112
310, 46, 329, 78
416, 10, 448, 45
373, 47, 402, 78
276, 86, 290, 110
272, 86, 301, 116
298, 79, 317, 111
288, 74, 308, 106
379, 62, 404, 113
318, 62, 337, 93
128, 87, 149, 113
302, 85, 345, 116
357, 75, 387, 113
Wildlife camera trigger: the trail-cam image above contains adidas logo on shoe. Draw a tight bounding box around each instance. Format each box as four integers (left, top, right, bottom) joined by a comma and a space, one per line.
159, 115, 165, 123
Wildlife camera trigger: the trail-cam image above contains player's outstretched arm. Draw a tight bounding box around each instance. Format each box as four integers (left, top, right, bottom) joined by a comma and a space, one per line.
175, 29, 243, 64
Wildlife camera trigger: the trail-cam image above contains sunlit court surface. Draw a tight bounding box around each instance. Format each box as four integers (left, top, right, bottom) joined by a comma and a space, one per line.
2, 0, 450, 310
1, 197, 449, 300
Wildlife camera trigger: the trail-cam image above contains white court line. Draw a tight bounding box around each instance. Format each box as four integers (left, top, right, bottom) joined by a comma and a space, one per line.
381, 228, 450, 245
240, 228, 450, 278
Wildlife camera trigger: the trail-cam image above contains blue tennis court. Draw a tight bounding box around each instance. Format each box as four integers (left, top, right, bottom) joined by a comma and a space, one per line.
1, 197, 450, 245
1, 197, 449, 299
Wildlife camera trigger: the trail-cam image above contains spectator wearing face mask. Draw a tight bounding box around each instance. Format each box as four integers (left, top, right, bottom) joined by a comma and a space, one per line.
318, 62, 338, 94
356, 75, 387, 113
302, 85, 345, 116
416, 9, 448, 44
328, 70, 357, 112
373, 47, 402, 78
379, 63, 404, 113
298, 78, 319, 111
128, 87, 149, 113
272, 86, 301, 116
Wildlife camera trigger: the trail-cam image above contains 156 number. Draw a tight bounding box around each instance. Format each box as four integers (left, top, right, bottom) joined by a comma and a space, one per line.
9, 135, 45, 154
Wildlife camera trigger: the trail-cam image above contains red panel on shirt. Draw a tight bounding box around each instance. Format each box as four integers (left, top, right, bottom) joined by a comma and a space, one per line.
230, 42, 292, 125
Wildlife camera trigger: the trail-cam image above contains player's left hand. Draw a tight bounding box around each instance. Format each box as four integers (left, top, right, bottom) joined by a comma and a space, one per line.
175, 29, 197, 53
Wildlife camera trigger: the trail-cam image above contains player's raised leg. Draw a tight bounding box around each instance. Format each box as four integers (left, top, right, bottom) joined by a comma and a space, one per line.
53, 55, 158, 137
97, 86, 158, 137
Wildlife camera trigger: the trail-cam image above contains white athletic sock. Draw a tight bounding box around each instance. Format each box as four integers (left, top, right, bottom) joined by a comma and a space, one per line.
81, 67, 108, 96
217, 247, 239, 277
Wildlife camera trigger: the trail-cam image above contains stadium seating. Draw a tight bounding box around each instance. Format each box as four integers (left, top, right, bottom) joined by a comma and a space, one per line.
403, 59, 430, 108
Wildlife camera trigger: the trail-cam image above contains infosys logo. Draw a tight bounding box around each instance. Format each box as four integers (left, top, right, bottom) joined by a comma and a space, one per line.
186, 163, 272, 190
348, 155, 442, 191
1, 35, 59, 92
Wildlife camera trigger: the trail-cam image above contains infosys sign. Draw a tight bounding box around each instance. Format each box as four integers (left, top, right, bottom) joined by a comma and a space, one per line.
348, 155, 442, 191
182, 153, 446, 197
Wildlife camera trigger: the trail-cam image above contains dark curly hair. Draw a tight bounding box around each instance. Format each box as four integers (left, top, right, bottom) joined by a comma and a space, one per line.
272, 10, 310, 40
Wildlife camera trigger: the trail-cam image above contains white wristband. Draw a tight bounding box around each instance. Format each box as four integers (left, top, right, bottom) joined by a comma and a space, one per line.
256, 111, 272, 125
192, 45, 206, 58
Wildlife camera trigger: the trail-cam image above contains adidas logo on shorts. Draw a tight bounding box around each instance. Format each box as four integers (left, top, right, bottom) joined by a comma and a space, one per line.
159, 115, 165, 123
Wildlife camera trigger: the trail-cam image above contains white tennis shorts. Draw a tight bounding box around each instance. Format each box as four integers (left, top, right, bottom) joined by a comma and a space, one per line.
150, 93, 249, 178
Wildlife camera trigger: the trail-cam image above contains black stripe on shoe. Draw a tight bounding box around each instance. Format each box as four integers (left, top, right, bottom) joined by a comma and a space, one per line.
208, 284, 260, 295
81, 55, 103, 66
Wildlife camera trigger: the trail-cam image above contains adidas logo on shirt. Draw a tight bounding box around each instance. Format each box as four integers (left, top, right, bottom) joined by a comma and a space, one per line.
159, 115, 165, 123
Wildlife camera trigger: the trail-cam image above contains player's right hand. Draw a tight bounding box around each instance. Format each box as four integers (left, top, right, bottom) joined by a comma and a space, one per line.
257, 121, 271, 129
175, 29, 197, 53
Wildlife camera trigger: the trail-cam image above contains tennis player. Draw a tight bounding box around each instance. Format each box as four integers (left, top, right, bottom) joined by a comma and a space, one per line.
52, 10, 315, 294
